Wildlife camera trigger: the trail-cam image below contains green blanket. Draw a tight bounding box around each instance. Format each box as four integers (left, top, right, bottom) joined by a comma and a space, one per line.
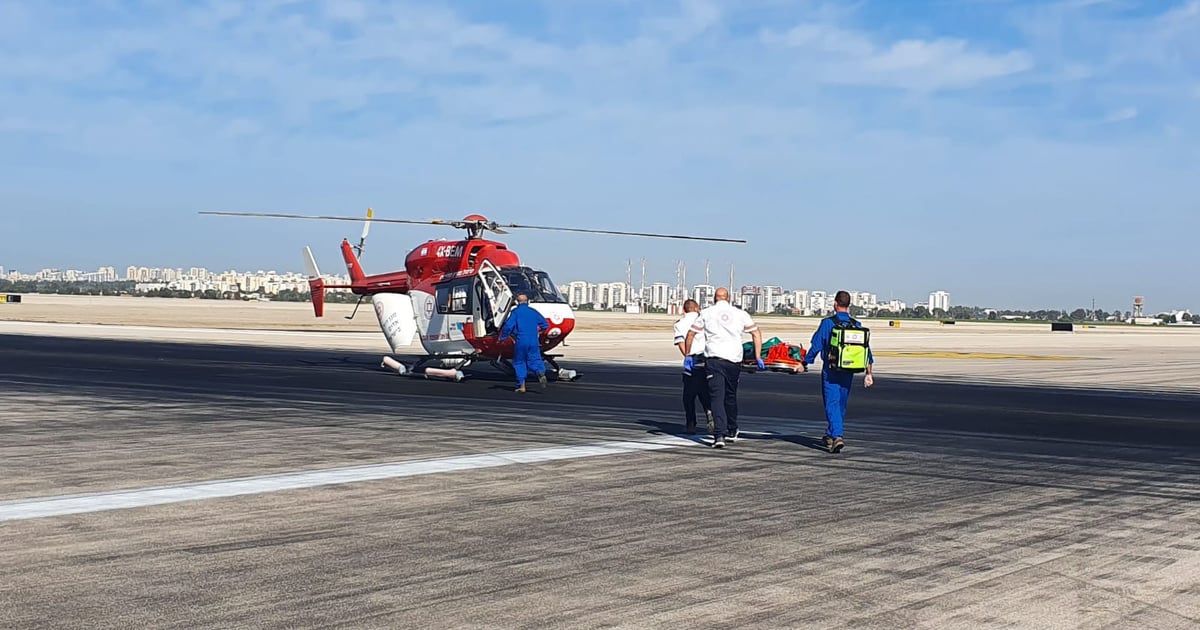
743, 337, 804, 361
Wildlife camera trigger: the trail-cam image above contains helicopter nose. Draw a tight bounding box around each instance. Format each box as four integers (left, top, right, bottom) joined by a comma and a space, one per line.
530, 303, 575, 342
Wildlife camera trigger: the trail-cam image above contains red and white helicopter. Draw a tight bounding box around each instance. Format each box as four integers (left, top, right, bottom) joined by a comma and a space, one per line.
202, 209, 745, 382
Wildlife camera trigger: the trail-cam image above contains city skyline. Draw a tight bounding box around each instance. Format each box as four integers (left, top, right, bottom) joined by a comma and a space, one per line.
4, 261, 1194, 317
2, 2, 1198, 311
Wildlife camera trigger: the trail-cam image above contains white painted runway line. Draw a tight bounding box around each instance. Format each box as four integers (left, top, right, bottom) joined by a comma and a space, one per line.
0, 321, 375, 340
0, 435, 702, 523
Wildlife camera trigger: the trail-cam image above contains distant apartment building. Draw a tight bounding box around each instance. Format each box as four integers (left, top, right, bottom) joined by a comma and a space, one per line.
850, 291, 878, 310
810, 291, 829, 315
929, 291, 951, 313
597, 282, 630, 310
737, 286, 758, 311
787, 290, 809, 314
649, 283, 672, 310
759, 286, 783, 313
734, 285, 781, 313
692, 284, 715, 309
564, 281, 593, 308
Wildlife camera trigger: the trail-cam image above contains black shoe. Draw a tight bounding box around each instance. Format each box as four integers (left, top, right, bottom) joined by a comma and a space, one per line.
685, 421, 697, 435
727, 429, 740, 443
712, 436, 726, 449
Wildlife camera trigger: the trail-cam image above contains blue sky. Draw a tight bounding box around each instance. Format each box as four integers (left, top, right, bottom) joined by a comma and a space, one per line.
1, 0, 1197, 310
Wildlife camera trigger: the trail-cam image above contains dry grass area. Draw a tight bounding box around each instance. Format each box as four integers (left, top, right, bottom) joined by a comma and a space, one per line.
0, 293, 1130, 332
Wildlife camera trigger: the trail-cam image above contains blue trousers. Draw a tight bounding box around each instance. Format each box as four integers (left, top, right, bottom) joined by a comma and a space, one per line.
513, 343, 546, 386
821, 369, 855, 438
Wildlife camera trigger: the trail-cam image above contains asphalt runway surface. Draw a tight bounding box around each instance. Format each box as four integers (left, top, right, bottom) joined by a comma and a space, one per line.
1, 333, 1198, 629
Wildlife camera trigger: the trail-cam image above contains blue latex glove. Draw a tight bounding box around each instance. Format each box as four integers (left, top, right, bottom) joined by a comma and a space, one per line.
756, 358, 766, 370
683, 356, 695, 372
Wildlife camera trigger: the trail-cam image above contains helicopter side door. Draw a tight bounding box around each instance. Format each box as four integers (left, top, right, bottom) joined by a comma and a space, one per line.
475, 260, 514, 336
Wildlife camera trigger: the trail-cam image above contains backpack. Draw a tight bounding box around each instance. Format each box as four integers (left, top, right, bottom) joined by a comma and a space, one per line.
826, 316, 870, 373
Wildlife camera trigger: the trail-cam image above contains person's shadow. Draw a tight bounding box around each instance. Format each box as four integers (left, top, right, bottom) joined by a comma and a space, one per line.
636, 420, 831, 451
775, 433, 831, 452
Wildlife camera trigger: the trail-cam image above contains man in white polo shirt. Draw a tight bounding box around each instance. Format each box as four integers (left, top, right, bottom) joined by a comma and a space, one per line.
674, 299, 714, 435
684, 287, 763, 448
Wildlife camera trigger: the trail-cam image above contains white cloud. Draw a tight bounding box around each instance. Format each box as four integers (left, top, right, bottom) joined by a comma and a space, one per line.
762, 23, 873, 56
324, 0, 367, 22
1104, 107, 1138, 123
861, 38, 1033, 89
761, 25, 1032, 91
641, 0, 722, 43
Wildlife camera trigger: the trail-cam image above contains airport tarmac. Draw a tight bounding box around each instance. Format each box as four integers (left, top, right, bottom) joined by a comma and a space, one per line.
3, 291, 1199, 393
1, 325, 1198, 629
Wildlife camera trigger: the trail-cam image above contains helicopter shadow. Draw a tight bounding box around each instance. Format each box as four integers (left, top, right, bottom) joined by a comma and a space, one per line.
295, 355, 382, 373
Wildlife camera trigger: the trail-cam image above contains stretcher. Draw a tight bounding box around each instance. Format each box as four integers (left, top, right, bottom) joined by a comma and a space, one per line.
742, 337, 808, 374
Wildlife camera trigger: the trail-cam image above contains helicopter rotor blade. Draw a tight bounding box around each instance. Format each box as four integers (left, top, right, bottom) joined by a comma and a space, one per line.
199, 211, 450, 227
200, 212, 745, 243
360, 207, 374, 242
354, 207, 374, 258
497, 223, 746, 244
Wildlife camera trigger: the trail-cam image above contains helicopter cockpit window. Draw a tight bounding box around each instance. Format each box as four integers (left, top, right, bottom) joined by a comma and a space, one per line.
532, 271, 565, 303
499, 267, 567, 304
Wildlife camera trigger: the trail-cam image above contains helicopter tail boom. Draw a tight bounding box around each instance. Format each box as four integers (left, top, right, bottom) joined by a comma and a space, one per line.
341, 239, 367, 283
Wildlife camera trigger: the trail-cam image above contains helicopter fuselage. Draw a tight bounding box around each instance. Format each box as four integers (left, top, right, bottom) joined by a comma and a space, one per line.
344, 235, 576, 365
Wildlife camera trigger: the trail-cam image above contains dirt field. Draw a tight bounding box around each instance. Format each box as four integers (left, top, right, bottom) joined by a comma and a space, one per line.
0, 293, 1166, 334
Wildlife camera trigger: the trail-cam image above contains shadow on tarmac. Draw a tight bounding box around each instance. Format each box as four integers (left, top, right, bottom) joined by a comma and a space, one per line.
2, 333, 1199, 456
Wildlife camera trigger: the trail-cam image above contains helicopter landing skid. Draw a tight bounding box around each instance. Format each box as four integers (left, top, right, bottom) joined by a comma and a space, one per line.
542, 354, 581, 382
491, 355, 581, 382
381, 354, 470, 382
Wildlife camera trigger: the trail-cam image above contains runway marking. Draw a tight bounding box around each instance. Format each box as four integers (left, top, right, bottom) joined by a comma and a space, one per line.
0, 435, 700, 523
874, 351, 1082, 361
0, 321, 376, 340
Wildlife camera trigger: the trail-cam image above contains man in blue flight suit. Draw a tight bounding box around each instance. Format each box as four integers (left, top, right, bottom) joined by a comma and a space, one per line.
803, 290, 874, 453
498, 293, 549, 393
